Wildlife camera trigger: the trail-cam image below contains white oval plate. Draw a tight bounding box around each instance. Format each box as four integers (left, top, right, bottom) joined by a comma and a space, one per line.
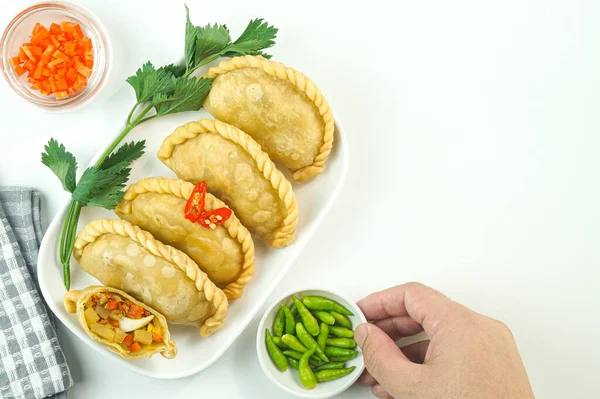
37, 97, 348, 379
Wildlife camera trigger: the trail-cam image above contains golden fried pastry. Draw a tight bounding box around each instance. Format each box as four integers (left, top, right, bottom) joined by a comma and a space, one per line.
73, 219, 228, 337
204, 55, 334, 182
115, 177, 255, 300
157, 119, 299, 247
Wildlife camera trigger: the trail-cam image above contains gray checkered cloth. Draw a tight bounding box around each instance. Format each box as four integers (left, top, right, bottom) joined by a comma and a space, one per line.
0, 188, 72, 399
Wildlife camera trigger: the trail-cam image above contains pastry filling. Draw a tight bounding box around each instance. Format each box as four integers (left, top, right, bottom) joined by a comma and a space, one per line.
85, 291, 163, 352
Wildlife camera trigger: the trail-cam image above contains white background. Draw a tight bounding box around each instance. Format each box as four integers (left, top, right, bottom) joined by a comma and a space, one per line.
1, 0, 599, 398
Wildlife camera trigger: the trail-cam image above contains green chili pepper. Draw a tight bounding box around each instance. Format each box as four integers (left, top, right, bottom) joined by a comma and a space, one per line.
302, 296, 354, 316
330, 311, 352, 329
317, 322, 329, 351
315, 366, 356, 382
299, 347, 317, 389
287, 357, 299, 370
266, 329, 288, 371
326, 338, 357, 349
328, 354, 357, 362
283, 350, 321, 366
324, 346, 357, 358
292, 295, 320, 336
329, 326, 354, 338
282, 304, 295, 335
313, 310, 335, 325
314, 361, 345, 371
290, 302, 298, 317
282, 334, 308, 352
273, 306, 285, 337
272, 336, 288, 350
296, 322, 329, 362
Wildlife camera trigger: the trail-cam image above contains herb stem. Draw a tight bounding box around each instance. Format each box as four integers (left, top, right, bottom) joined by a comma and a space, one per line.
59, 199, 81, 290
58, 101, 154, 289
184, 54, 221, 77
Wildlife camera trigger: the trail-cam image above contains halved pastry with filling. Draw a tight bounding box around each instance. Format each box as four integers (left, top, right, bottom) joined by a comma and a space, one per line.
203, 55, 335, 182
157, 119, 299, 248
73, 219, 228, 337
64, 286, 177, 359
115, 176, 255, 300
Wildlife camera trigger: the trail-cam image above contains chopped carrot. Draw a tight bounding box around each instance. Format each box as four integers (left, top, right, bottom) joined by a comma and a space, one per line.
107, 319, 120, 327
81, 37, 93, 52
75, 74, 87, 87
60, 21, 77, 33
75, 63, 92, 78
32, 22, 42, 34
122, 334, 134, 346
14, 65, 26, 76
49, 23, 62, 35
23, 60, 35, 71
52, 50, 68, 61
18, 48, 27, 63
128, 342, 142, 352
105, 300, 118, 310
28, 46, 43, 56
152, 328, 163, 343
21, 46, 36, 62
33, 63, 43, 79
56, 78, 68, 90
48, 77, 57, 93
127, 304, 143, 319
50, 35, 60, 48
63, 41, 76, 55
47, 59, 63, 68
73, 25, 84, 40
12, 21, 93, 98
65, 67, 78, 82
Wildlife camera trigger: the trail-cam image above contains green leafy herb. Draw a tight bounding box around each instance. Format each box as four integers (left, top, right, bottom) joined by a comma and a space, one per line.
71, 166, 130, 209
194, 24, 231, 65
101, 140, 146, 172
126, 62, 177, 104
42, 5, 278, 290
221, 19, 277, 58
41, 138, 77, 193
153, 76, 212, 116
184, 8, 278, 75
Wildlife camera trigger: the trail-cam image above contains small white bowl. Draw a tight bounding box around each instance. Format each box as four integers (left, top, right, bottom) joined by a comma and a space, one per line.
257, 288, 367, 399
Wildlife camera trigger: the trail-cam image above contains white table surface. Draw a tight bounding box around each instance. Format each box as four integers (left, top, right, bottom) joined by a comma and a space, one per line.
1, 0, 599, 398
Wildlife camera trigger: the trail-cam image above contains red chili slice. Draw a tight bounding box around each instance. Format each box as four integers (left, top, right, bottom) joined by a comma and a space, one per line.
198, 207, 232, 229
184, 181, 206, 223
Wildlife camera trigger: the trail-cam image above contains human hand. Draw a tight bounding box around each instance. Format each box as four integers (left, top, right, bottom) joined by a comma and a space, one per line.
355, 282, 535, 399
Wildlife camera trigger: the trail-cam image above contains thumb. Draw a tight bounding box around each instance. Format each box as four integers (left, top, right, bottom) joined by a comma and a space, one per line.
356, 323, 419, 388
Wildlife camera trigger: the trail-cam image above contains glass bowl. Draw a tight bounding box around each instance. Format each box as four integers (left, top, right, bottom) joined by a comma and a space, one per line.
0, 1, 111, 111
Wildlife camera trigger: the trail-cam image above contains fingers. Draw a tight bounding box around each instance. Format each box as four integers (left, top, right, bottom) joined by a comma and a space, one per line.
357, 340, 431, 386
372, 384, 394, 399
373, 315, 424, 341
357, 282, 455, 337
357, 369, 377, 386
355, 323, 419, 389
400, 340, 430, 364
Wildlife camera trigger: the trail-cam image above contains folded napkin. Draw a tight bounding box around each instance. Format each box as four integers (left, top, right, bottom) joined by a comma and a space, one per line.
0, 188, 72, 399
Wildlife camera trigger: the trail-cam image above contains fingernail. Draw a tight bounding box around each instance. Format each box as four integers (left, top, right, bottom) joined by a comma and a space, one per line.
355, 323, 369, 347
